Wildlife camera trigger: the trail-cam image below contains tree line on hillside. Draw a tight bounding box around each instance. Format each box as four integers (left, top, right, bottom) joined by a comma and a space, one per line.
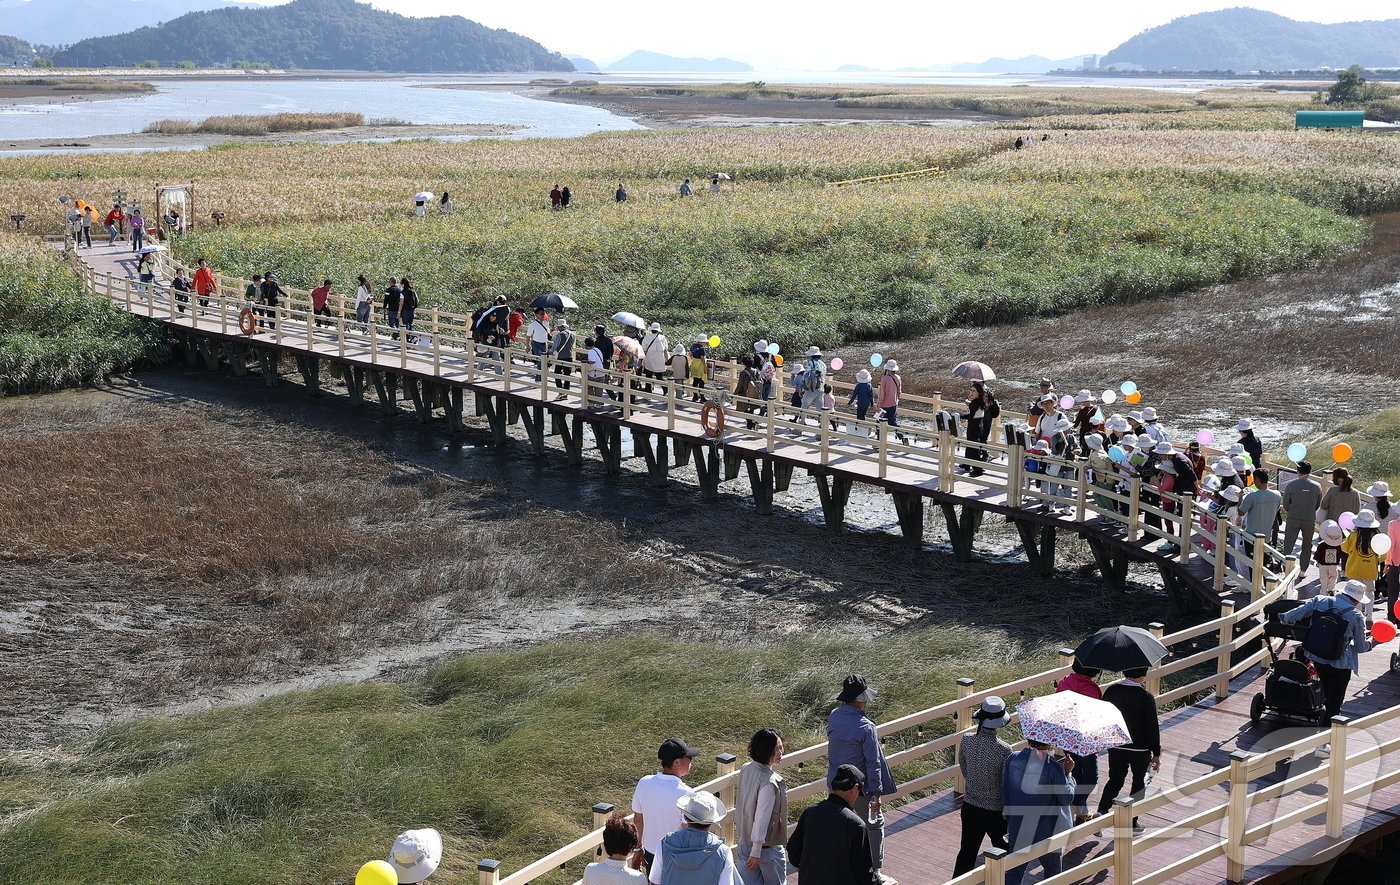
52, 0, 573, 72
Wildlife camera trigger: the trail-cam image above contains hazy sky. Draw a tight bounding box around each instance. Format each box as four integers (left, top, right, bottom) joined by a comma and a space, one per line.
354, 0, 1400, 69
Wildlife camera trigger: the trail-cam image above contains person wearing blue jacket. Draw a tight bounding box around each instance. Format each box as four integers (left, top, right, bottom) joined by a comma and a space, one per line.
1002, 740, 1074, 885
827, 675, 895, 882
1281, 580, 1371, 758
847, 371, 875, 422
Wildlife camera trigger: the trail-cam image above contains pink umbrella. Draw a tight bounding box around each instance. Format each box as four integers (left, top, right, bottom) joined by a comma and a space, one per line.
1015, 692, 1131, 756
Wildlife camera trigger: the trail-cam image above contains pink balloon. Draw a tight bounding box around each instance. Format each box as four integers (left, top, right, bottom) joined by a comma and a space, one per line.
1059, 394, 1074, 409
1196, 430, 1214, 445
830, 358, 844, 371
1340, 511, 1357, 531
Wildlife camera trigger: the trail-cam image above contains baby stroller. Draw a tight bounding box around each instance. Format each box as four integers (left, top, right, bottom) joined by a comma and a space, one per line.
1250, 599, 1328, 728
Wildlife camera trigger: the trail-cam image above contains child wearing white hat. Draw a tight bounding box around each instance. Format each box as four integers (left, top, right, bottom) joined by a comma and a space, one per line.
1314, 520, 1344, 595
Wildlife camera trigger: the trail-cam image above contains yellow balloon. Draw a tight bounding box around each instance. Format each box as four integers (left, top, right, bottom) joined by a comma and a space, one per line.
356, 860, 398, 885
708, 335, 721, 348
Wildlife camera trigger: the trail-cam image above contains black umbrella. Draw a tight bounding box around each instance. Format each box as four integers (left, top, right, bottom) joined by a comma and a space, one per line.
529, 293, 578, 311
1073, 626, 1169, 672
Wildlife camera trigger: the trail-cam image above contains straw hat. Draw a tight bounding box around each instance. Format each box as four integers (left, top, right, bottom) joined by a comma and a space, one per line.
388, 829, 443, 884
1320, 520, 1343, 543
1367, 482, 1391, 498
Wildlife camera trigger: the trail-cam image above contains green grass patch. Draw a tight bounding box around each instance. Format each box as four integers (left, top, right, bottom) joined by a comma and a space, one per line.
0, 233, 165, 394
1292, 407, 1400, 487
0, 629, 1058, 885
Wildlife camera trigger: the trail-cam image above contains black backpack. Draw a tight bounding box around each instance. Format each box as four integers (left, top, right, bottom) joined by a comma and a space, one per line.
1302, 600, 1350, 660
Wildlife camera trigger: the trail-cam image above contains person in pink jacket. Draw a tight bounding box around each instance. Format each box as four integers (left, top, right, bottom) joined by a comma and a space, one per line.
1055, 659, 1103, 823
877, 361, 906, 444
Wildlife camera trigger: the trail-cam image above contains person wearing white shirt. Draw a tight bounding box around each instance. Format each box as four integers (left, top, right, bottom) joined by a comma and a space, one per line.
585, 336, 608, 407
735, 729, 789, 885
584, 816, 649, 885
355, 275, 373, 328
640, 322, 671, 392
633, 738, 700, 877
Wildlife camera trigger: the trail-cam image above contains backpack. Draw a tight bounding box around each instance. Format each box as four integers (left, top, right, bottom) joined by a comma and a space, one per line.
803, 362, 824, 392
1302, 600, 1349, 660
985, 391, 1001, 420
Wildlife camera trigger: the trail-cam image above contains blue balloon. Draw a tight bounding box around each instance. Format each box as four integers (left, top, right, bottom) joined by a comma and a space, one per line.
870, 353, 884, 367
767, 342, 780, 355
1107, 445, 1126, 463
1120, 381, 1138, 395
1287, 442, 1308, 462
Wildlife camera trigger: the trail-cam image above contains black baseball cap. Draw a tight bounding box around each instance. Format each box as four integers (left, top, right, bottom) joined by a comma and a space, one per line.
831, 763, 865, 791
659, 738, 701, 766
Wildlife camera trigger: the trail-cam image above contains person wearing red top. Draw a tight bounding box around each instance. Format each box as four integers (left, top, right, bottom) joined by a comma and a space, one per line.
508, 307, 526, 342
102, 205, 124, 246
192, 258, 217, 311
310, 279, 333, 327
1055, 659, 1103, 823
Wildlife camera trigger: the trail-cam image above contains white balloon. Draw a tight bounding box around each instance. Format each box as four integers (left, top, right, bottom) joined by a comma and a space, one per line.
1373, 533, 1393, 556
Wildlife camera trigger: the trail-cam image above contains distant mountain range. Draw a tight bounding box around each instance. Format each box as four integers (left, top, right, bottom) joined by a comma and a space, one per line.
51, 0, 573, 71
1102, 8, 1400, 71
0, 33, 37, 63
605, 50, 752, 72
836, 54, 1084, 74
0, 0, 256, 47
567, 55, 601, 73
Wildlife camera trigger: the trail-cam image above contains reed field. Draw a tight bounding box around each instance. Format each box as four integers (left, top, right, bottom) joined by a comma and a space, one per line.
0, 231, 163, 393
142, 111, 365, 135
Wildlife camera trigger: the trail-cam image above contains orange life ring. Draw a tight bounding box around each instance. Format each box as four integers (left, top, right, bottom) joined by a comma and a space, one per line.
701, 402, 725, 438
238, 307, 256, 336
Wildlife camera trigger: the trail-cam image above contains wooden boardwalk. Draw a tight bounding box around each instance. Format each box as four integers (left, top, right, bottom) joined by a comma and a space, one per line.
68, 241, 1400, 885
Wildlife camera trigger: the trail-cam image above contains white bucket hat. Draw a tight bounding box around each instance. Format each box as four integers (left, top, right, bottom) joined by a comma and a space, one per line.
1106, 414, 1130, 433
1030, 439, 1053, 454
677, 791, 728, 825
389, 829, 443, 884
1367, 482, 1391, 498
884, 360, 900, 372
1152, 441, 1174, 455
1339, 579, 1372, 607
695, 335, 709, 344
1085, 433, 1105, 451
1074, 389, 1094, 404
1226, 443, 1245, 456
1354, 509, 1380, 529
975, 696, 1010, 729
1320, 519, 1343, 543
1046, 415, 1073, 435
1136, 433, 1154, 448
1038, 393, 1057, 404
856, 369, 871, 383
649, 322, 661, 332
1157, 459, 1178, 474
753, 339, 768, 353
1141, 407, 1158, 421
1212, 458, 1236, 477
1128, 411, 1144, 423
1235, 419, 1254, 432
804, 346, 822, 357
1218, 485, 1243, 502
1231, 455, 1249, 472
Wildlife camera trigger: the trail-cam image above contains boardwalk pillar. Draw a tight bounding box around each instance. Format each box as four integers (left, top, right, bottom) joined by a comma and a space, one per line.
550, 411, 567, 438
257, 349, 279, 387
1225, 751, 1250, 882
295, 355, 321, 396
179, 332, 199, 366
891, 491, 924, 546
405, 378, 430, 421
346, 366, 366, 406
940, 504, 980, 562
596, 423, 623, 475
673, 438, 693, 468
636, 432, 670, 488
481, 395, 508, 447
722, 450, 742, 482
224, 342, 248, 377
446, 387, 464, 433
692, 444, 720, 500
812, 472, 853, 533
772, 462, 794, 493
1012, 518, 1056, 577
560, 416, 585, 465
197, 338, 219, 371
982, 848, 1008, 885
1086, 537, 1130, 591
519, 405, 546, 456
1325, 715, 1352, 838
746, 458, 775, 516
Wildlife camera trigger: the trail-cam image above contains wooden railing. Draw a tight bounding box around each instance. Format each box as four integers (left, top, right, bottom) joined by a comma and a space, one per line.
71, 244, 1393, 885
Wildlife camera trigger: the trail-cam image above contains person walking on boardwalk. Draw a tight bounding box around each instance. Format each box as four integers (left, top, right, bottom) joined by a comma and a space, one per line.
799, 347, 827, 414
641, 322, 670, 392
735, 355, 762, 430
877, 361, 905, 444
952, 697, 1013, 877
355, 275, 373, 328
1282, 460, 1323, 564
310, 278, 333, 328
170, 266, 191, 312
1235, 420, 1264, 467
1342, 509, 1383, 622
652, 792, 739, 885
245, 273, 264, 327
689, 338, 709, 403
585, 816, 648, 885
735, 728, 789, 885
551, 320, 576, 395
1002, 737, 1074, 885
76, 207, 93, 248
848, 370, 874, 426
634, 738, 700, 879
260, 272, 287, 328
962, 381, 999, 477
1026, 379, 1054, 431
1239, 469, 1283, 585
129, 209, 145, 251
1320, 468, 1362, 523
1095, 667, 1160, 835
103, 204, 124, 246
400, 277, 419, 342
788, 764, 881, 885
193, 258, 217, 312
1280, 580, 1370, 758
1055, 661, 1103, 824
384, 278, 403, 338
827, 675, 894, 883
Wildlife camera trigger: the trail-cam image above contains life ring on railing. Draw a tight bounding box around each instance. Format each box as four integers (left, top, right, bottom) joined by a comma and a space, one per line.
701, 402, 725, 438
238, 308, 257, 336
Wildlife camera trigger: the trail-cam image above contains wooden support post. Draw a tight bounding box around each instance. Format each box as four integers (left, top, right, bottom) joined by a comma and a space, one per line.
1214, 517, 1231, 592
1112, 798, 1137, 880
1146, 623, 1166, 696
812, 472, 853, 533
941, 503, 978, 563
1225, 750, 1250, 882
592, 802, 615, 833
404, 379, 429, 422
597, 424, 623, 475
226, 342, 248, 376
746, 458, 775, 516
447, 387, 464, 434
692, 445, 720, 500
1215, 600, 1236, 699
507, 399, 522, 427
1157, 563, 1196, 617
1127, 476, 1142, 541
197, 338, 219, 371
1251, 534, 1267, 601
1325, 715, 1351, 839
891, 491, 924, 546
673, 438, 692, 468
953, 677, 975, 795
369, 370, 390, 409
635, 433, 670, 487
295, 355, 321, 396
560, 416, 585, 465
716, 753, 739, 846
1086, 537, 1129, 591
477, 860, 501, 885
1178, 493, 1194, 563
772, 462, 794, 493
520, 405, 546, 456
474, 391, 488, 417
483, 395, 508, 448
258, 349, 279, 387
346, 366, 365, 405
982, 848, 1007, 885
1058, 647, 1076, 668
180, 332, 198, 366
722, 450, 741, 482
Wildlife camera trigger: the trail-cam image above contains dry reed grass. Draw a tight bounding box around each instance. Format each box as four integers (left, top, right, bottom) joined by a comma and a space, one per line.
142, 112, 364, 136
